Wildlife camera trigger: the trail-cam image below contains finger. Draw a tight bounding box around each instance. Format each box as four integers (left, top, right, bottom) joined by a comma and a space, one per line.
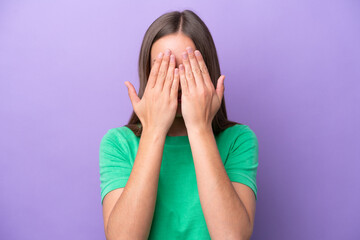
170, 68, 180, 99
124, 81, 140, 107
163, 54, 176, 94
181, 51, 196, 90
155, 48, 171, 91
179, 64, 189, 95
146, 52, 164, 90
186, 46, 205, 89
216, 75, 225, 101
194, 50, 213, 91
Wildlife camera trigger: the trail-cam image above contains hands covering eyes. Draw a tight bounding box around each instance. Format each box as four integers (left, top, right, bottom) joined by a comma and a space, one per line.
124, 47, 225, 135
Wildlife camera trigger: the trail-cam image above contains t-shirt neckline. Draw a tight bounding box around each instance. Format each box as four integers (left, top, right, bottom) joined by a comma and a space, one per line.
165, 134, 190, 146
123, 125, 190, 146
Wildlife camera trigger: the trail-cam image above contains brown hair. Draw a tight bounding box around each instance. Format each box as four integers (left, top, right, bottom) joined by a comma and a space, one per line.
125, 9, 242, 137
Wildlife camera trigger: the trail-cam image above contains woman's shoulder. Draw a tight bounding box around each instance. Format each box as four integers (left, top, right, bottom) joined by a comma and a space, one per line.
219, 124, 257, 139
215, 123, 258, 149
101, 125, 137, 145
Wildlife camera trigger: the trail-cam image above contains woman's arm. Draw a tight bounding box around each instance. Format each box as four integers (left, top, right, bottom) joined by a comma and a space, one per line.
104, 49, 178, 239
187, 126, 255, 240
105, 128, 166, 240
178, 47, 256, 239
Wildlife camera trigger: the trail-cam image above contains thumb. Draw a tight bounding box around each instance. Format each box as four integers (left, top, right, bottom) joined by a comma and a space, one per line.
124, 81, 140, 106
216, 75, 225, 101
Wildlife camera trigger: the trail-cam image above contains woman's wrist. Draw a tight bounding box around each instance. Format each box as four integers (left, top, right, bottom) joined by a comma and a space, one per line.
141, 126, 167, 142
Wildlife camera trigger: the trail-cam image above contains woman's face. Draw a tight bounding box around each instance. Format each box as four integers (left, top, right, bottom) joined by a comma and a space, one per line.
150, 33, 196, 117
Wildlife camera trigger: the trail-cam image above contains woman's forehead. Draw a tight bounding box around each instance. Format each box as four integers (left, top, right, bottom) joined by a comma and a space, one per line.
151, 34, 195, 57
150, 34, 196, 66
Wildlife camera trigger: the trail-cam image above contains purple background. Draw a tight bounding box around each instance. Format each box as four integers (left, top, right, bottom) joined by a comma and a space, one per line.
1, 1, 359, 239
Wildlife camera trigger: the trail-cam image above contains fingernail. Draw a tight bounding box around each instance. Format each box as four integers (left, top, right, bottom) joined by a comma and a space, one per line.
157, 52, 163, 59
175, 68, 179, 75
165, 49, 171, 56
182, 52, 188, 59
170, 54, 175, 63
186, 46, 193, 53
195, 50, 201, 56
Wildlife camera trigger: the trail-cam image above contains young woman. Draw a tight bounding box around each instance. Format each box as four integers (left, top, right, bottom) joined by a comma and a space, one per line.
99, 9, 259, 240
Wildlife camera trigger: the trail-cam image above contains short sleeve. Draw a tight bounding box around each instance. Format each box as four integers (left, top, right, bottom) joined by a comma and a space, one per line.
224, 126, 259, 200
99, 129, 132, 205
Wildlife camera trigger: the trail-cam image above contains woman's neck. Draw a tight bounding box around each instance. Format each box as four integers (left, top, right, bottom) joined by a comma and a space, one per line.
167, 116, 187, 136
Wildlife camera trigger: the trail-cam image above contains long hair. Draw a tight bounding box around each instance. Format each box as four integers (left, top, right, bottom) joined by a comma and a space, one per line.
125, 9, 242, 137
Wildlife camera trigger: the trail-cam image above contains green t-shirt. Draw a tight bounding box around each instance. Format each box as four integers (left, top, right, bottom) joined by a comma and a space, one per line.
99, 124, 259, 239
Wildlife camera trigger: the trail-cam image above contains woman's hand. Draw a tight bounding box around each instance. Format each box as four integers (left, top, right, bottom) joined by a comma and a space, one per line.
125, 49, 180, 136
179, 46, 225, 131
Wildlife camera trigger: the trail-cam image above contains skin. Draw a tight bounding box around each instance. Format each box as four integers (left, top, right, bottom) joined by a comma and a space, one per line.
103, 32, 256, 240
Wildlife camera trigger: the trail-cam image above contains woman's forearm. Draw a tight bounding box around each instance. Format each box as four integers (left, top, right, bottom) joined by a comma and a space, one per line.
187, 126, 252, 240
106, 128, 166, 240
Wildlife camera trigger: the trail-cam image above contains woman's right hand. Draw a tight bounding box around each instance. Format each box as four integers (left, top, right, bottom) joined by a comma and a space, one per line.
124, 49, 180, 136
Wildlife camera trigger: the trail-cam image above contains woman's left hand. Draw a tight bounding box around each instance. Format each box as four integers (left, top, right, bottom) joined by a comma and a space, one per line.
179, 46, 225, 131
